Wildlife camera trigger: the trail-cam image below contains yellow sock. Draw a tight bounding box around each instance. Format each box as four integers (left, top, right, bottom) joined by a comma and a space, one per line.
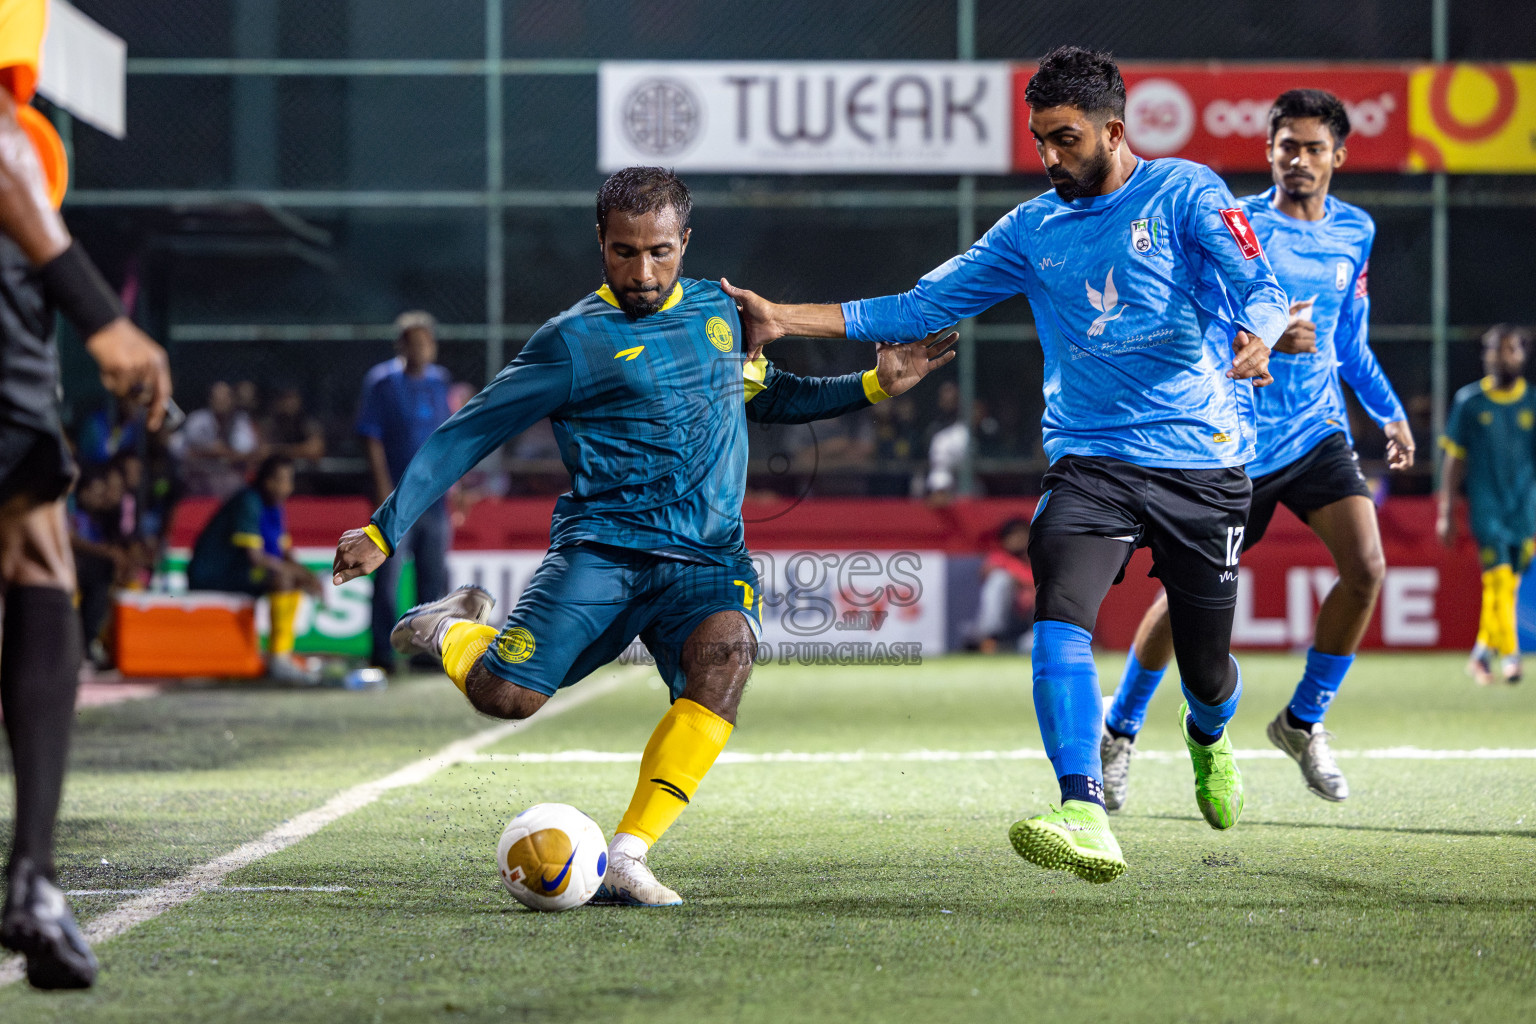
268, 590, 301, 655
1478, 570, 1498, 651
1497, 567, 1521, 657
442, 621, 497, 693
616, 699, 734, 848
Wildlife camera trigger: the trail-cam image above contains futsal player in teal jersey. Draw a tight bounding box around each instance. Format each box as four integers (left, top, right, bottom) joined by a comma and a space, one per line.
1102, 90, 1417, 808
1439, 324, 1536, 685
331, 167, 955, 907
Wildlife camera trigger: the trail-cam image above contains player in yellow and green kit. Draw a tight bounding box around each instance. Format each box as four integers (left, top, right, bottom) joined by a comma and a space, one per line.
1438, 324, 1536, 685
332, 167, 955, 906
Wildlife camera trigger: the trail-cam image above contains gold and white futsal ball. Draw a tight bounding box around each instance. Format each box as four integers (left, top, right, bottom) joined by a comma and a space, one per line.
496, 803, 608, 911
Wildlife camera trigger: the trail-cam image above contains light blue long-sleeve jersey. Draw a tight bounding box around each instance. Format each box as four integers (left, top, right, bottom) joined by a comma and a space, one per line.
843, 158, 1290, 469
1240, 188, 1407, 478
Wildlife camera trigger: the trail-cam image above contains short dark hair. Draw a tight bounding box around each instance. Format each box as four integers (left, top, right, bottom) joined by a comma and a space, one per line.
1267, 89, 1351, 145
596, 166, 692, 237
254, 454, 294, 490
1483, 323, 1533, 350
1024, 46, 1125, 121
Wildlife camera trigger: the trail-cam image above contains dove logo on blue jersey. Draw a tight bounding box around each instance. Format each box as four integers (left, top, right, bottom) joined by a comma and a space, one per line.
1085, 269, 1127, 337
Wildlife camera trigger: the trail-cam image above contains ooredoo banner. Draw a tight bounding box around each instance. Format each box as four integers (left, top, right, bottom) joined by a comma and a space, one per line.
1408, 63, 1536, 172
598, 61, 1014, 173
1011, 63, 1410, 173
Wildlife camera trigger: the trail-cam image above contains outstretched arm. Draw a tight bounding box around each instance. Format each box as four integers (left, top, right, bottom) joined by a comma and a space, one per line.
333, 326, 572, 583
722, 209, 1031, 359
745, 331, 957, 424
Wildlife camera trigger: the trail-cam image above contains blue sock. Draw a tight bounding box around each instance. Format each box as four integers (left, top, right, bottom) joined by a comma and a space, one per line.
1288, 647, 1353, 725
1107, 646, 1165, 737
1181, 657, 1244, 744
1032, 620, 1105, 807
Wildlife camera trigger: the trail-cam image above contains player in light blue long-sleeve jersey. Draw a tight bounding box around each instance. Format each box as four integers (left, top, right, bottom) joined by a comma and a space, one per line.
724, 47, 1289, 882
1102, 90, 1417, 811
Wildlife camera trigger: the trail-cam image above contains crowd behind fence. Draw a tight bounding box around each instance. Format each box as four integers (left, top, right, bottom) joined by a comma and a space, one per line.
52, 0, 1536, 507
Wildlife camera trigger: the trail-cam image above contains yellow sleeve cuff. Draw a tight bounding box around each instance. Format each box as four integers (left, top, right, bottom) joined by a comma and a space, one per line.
364, 523, 392, 556
862, 369, 891, 404
742, 356, 769, 402
231, 533, 263, 550
1439, 436, 1467, 459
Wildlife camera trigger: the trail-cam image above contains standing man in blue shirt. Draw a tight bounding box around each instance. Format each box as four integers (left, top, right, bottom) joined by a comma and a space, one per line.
1101, 90, 1417, 811
356, 311, 453, 672
725, 46, 1289, 883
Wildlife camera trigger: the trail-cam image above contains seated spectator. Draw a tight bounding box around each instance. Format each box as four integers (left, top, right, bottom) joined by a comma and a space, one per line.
68, 467, 124, 668
234, 379, 261, 421
259, 384, 326, 462
969, 518, 1035, 655
186, 455, 322, 683
177, 381, 260, 498
75, 396, 145, 468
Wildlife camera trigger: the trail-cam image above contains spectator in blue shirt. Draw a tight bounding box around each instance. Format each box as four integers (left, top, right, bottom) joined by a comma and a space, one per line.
356, 311, 452, 671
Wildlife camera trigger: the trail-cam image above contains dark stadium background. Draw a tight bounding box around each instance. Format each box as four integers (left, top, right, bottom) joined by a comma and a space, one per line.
46, 0, 1536, 496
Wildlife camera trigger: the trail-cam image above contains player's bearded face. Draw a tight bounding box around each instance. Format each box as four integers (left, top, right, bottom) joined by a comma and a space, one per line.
1046, 138, 1113, 200
599, 208, 691, 318
1029, 109, 1116, 201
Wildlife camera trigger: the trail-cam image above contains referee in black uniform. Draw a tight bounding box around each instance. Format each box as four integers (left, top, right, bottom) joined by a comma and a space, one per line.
0, 86, 171, 987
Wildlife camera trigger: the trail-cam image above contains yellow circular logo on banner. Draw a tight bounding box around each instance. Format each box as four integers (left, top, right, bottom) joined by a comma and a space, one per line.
706, 316, 734, 352
497, 627, 535, 664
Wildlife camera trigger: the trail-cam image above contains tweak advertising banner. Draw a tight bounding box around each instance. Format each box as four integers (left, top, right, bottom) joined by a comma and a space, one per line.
598, 61, 1014, 173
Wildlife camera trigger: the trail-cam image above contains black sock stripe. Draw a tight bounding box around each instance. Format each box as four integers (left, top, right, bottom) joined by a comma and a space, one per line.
650, 778, 690, 804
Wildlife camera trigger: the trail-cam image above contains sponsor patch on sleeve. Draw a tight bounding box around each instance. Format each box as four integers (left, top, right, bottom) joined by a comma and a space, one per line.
1219, 208, 1263, 260
1354, 260, 1369, 299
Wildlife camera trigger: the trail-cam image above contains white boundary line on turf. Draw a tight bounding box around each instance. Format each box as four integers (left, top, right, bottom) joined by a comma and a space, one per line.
465, 745, 1536, 765
63, 886, 358, 896
0, 666, 644, 988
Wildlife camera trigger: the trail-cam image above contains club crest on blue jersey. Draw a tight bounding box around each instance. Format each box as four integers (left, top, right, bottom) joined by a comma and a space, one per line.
1335, 261, 1350, 290
1129, 218, 1164, 256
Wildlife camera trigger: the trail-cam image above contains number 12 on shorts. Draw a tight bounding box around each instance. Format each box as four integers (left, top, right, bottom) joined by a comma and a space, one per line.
1224, 526, 1244, 566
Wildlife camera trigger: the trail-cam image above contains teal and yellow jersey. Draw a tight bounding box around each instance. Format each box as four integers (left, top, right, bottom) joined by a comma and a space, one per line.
187, 486, 290, 589
1443, 376, 1536, 547
370, 278, 887, 564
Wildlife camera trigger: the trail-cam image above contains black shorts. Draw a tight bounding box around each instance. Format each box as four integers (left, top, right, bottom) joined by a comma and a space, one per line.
0, 421, 77, 508
1029, 455, 1251, 620
1245, 433, 1371, 549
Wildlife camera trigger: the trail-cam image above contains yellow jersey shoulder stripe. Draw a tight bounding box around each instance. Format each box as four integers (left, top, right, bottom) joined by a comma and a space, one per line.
231, 532, 264, 550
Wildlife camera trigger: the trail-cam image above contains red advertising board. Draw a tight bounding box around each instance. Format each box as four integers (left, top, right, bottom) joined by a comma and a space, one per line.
179, 495, 1480, 652
1012, 63, 1411, 173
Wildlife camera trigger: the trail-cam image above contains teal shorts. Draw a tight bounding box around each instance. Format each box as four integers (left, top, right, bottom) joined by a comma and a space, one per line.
1475, 535, 1536, 574
482, 543, 762, 699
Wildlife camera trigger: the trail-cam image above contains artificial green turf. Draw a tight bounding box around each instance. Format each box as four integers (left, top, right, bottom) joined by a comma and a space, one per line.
1, 654, 1533, 1022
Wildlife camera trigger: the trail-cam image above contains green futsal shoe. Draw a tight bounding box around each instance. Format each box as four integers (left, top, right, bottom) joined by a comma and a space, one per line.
1180, 702, 1244, 829
1008, 800, 1127, 883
